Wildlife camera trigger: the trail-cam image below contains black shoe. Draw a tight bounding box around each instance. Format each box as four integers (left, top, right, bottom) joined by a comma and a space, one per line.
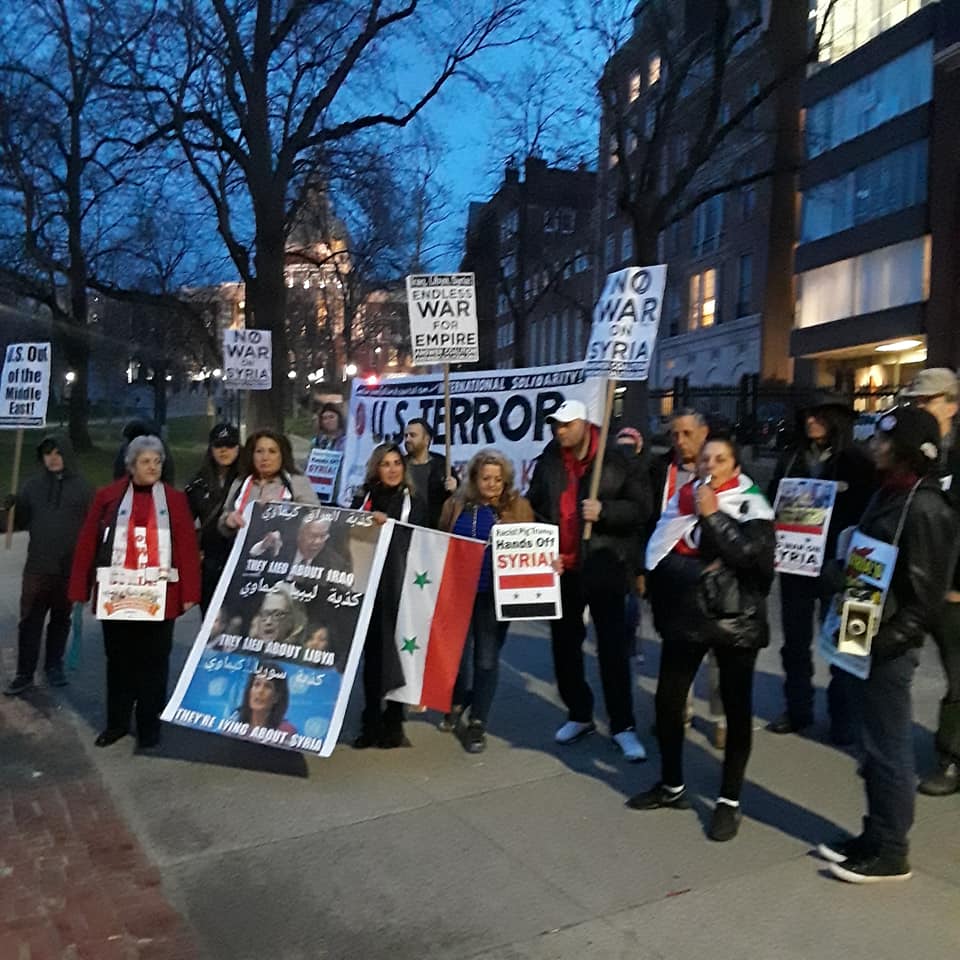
918, 761, 959, 797
463, 720, 486, 754
766, 713, 812, 735
94, 728, 128, 748
45, 665, 68, 687
708, 802, 742, 842
828, 852, 912, 883
4, 675, 33, 696
353, 730, 379, 749
625, 782, 690, 811
378, 729, 412, 749
438, 707, 463, 733
136, 734, 162, 751
817, 832, 875, 864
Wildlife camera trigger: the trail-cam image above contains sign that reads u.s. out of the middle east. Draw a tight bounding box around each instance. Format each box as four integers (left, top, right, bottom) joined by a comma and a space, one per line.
407, 273, 479, 365
0, 342, 51, 429
584, 265, 667, 381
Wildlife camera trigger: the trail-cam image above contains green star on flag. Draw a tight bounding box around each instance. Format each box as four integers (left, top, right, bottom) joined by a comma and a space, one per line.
401, 636, 419, 654
413, 571, 431, 589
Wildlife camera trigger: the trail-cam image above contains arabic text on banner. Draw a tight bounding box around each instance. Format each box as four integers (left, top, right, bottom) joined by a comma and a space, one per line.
406, 273, 479, 365
491, 523, 562, 621
0, 342, 51, 429
584, 266, 666, 381
773, 478, 837, 577
817, 531, 897, 680
162, 502, 387, 757
338, 363, 603, 506
222, 328, 272, 390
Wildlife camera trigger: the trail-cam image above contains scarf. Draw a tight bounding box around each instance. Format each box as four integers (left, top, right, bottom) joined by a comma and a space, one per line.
234, 473, 293, 513
361, 485, 412, 522
645, 472, 773, 572
558, 427, 598, 570
110, 482, 172, 582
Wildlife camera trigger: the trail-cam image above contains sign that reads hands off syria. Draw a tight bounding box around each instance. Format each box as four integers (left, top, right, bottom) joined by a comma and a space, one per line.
407, 273, 479, 365
584, 265, 667, 381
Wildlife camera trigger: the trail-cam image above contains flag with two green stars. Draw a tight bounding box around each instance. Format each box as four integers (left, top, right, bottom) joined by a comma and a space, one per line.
374, 520, 485, 712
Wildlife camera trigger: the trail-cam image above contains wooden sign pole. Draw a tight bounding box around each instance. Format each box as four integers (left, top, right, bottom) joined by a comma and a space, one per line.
443, 364, 452, 479
583, 378, 617, 542
5, 428, 24, 550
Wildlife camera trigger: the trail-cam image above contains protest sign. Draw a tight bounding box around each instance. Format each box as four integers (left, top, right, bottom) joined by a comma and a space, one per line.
222, 328, 272, 390
407, 273, 479, 365
773, 478, 837, 576
818, 531, 897, 679
492, 523, 561, 620
0, 342, 51, 428
304, 448, 343, 503
584, 266, 667, 381
163, 502, 385, 756
339, 363, 602, 506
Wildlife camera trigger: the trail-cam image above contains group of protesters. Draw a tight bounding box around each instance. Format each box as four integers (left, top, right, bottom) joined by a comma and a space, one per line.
4, 369, 960, 886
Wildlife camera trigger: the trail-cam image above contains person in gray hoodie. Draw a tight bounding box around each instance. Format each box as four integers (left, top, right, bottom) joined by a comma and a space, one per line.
4, 435, 91, 695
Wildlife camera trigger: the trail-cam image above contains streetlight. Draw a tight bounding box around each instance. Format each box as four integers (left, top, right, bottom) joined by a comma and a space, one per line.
212, 368, 222, 378
64, 371, 76, 384
345, 363, 358, 377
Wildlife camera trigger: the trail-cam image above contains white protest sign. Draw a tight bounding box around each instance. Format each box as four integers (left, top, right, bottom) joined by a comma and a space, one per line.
223, 328, 272, 390
773, 478, 837, 576
492, 523, 562, 621
584, 265, 667, 381
305, 448, 343, 503
0, 342, 51, 428
406, 273, 479, 365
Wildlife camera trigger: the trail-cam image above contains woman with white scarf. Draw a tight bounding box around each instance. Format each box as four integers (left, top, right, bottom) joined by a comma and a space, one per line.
69, 436, 201, 750
627, 436, 775, 841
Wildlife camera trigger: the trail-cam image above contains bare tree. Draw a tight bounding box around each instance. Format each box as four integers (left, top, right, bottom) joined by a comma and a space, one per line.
132, 0, 526, 430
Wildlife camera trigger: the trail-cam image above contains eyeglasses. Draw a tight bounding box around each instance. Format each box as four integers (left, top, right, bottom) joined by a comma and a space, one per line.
259, 609, 290, 622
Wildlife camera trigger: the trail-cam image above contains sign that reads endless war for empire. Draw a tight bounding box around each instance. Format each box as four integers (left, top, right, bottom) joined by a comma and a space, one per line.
584, 265, 667, 381
0, 342, 51, 429
407, 273, 479, 365
223, 328, 272, 390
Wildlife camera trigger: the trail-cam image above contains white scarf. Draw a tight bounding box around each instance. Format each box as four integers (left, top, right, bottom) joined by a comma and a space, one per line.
234, 473, 293, 512
109, 482, 173, 582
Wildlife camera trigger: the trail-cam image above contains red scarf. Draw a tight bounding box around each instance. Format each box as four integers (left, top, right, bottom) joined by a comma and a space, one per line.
558, 426, 599, 570
125, 487, 160, 570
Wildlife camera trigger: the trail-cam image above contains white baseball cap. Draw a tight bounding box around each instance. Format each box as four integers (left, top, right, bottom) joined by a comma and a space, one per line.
547, 399, 588, 424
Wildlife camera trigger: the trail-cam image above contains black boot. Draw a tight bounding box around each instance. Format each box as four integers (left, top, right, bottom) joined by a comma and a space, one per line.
918, 759, 959, 797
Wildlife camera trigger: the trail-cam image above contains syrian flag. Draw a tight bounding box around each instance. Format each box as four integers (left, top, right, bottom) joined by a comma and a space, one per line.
496, 571, 558, 619
375, 520, 485, 712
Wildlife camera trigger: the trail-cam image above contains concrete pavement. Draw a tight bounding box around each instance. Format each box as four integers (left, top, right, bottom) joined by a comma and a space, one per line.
1, 530, 958, 960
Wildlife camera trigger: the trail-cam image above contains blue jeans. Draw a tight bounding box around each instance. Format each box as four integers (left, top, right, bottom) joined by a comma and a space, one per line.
453, 591, 509, 725
862, 651, 918, 858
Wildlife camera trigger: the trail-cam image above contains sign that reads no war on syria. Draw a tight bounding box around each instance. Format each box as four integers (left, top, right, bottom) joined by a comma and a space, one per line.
407, 273, 479, 365
222, 328, 272, 390
584, 265, 667, 381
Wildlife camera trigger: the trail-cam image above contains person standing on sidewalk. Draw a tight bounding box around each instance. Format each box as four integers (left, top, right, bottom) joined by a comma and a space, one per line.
403, 418, 456, 529
818, 407, 958, 882
527, 400, 651, 762
898, 369, 960, 796
766, 394, 876, 743
3, 435, 91, 695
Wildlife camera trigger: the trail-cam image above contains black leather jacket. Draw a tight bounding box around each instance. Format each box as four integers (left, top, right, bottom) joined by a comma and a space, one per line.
856, 477, 959, 661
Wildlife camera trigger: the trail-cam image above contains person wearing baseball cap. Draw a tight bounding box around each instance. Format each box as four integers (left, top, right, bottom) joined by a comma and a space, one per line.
900, 369, 960, 796
526, 399, 653, 761
819, 405, 959, 882
185, 423, 246, 613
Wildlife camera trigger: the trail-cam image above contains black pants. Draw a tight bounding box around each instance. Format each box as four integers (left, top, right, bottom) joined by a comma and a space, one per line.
549, 568, 634, 734
17, 573, 72, 678
656, 637, 758, 800
930, 600, 960, 762
101, 620, 174, 743
779, 573, 862, 735
862, 651, 918, 858
452, 591, 509, 725
360, 606, 404, 737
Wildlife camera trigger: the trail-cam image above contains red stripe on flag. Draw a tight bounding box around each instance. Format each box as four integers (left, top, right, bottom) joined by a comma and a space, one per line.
420, 537, 485, 712
499, 572, 554, 590
776, 523, 822, 534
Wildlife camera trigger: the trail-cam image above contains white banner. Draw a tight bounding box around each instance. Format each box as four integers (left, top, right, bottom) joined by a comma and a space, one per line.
492, 523, 562, 621
339, 363, 603, 506
0, 342, 51, 428
223, 328, 272, 390
406, 273, 479, 364
584, 265, 667, 381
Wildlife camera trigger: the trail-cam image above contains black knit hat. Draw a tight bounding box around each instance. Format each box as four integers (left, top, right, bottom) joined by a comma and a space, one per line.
876, 406, 940, 466
209, 422, 240, 447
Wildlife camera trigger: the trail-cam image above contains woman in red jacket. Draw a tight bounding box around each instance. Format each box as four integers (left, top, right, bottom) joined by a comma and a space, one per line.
69, 436, 201, 750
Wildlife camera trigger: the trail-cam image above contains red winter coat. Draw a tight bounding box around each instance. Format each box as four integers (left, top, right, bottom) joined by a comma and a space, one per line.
68, 478, 202, 620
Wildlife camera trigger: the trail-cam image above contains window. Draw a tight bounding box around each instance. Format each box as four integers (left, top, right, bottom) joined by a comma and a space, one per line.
813, 0, 934, 67
627, 131, 638, 154
648, 53, 661, 86
559, 208, 576, 234
689, 268, 718, 330
607, 182, 618, 219
720, 101, 730, 127
605, 234, 616, 270
497, 293, 508, 316
746, 81, 760, 132
644, 105, 656, 139
621, 227, 633, 264
736, 254, 753, 318
501, 253, 517, 278
692, 195, 725, 255
806, 42, 933, 158
741, 166, 757, 220
668, 287, 682, 338
629, 70, 642, 102
800, 140, 928, 243
499, 209, 518, 244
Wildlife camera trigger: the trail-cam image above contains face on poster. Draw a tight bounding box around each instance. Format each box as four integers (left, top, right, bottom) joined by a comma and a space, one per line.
163, 503, 381, 756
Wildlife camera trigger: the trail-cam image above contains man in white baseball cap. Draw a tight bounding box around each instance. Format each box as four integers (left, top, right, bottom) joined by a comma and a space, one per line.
526, 397, 653, 761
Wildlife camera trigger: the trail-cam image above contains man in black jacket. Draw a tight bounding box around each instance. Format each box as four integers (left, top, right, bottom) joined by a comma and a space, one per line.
4, 435, 91, 695
900, 368, 960, 795
819, 406, 959, 883
527, 400, 652, 761
403, 418, 455, 529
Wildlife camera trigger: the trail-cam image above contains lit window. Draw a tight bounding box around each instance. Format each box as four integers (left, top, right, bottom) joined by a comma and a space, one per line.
689, 268, 718, 330
629, 71, 642, 102
648, 54, 661, 86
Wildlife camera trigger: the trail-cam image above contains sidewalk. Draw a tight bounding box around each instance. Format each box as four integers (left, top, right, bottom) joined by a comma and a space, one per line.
1, 531, 959, 960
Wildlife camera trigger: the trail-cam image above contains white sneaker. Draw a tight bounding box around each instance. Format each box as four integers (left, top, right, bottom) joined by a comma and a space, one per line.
613, 729, 647, 762
554, 720, 596, 745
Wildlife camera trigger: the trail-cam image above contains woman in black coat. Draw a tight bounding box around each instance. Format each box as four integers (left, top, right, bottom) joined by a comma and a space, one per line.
628, 436, 775, 842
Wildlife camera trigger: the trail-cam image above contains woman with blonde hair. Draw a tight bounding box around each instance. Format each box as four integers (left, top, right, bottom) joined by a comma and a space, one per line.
438, 449, 534, 752
247, 583, 307, 648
